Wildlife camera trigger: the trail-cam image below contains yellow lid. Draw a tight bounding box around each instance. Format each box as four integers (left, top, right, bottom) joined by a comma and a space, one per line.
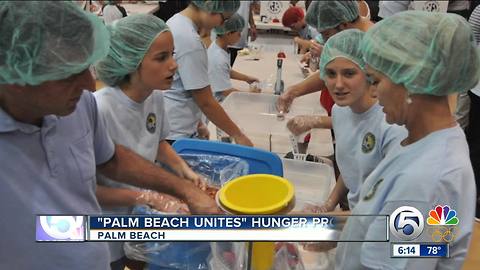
218, 174, 294, 214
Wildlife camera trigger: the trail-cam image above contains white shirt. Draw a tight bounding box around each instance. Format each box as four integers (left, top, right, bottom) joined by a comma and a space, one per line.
94, 87, 170, 261
103, 5, 123, 25
336, 126, 476, 270
208, 41, 233, 102
333, 103, 407, 209
164, 13, 210, 139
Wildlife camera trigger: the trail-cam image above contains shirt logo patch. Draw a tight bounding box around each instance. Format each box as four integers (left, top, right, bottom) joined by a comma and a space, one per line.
362, 132, 376, 153
146, 113, 156, 134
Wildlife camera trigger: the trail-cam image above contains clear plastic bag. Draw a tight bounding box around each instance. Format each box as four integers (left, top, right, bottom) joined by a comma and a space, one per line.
125, 154, 249, 269
179, 154, 249, 187
124, 205, 211, 270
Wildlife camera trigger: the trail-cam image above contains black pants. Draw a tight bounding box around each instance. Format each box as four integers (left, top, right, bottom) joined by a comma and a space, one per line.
228, 47, 242, 67
466, 91, 480, 217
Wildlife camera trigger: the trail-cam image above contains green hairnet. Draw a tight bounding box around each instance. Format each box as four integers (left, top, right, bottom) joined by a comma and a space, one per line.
95, 14, 170, 86
361, 11, 480, 96
306, 1, 359, 32
214, 13, 245, 35
0, 1, 110, 86
191, 0, 240, 13
314, 34, 325, 45
319, 29, 365, 79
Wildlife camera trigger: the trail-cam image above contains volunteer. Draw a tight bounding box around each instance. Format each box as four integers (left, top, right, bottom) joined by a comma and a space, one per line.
164, 0, 253, 146
336, 11, 478, 269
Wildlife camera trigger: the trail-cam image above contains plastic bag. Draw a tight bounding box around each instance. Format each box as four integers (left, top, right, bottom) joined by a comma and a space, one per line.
125, 154, 249, 269
179, 154, 249, 187
124, 205, 210, 270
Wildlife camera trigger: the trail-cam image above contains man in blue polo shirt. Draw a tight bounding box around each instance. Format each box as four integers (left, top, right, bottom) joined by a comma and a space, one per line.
0, 2, 218, 269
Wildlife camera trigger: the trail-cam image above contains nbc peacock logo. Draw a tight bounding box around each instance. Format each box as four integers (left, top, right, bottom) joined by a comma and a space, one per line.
426, 205, 459, 226
426, 205, 459, 243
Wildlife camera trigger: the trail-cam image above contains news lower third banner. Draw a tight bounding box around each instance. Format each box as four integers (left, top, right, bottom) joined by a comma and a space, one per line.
36, 215, 388, 242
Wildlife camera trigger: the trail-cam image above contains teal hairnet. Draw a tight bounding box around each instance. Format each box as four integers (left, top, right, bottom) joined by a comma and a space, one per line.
95, 14, 170, 86
214, 13, 245, 35
306, 1, 359, 32
314, 34, 325, 45
0, 1, 110, 86
320, 29, 365, 79
191, 0, 240, 13
361, 11, 480, 96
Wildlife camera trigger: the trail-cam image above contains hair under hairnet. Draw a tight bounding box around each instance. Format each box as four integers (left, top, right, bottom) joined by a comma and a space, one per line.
191, 0, 240, 13
306, 0, 359, 33
0, 1, 110, 86
95, 14, 170, 86
320, 29, 365, 79
214, 13, 245, 35
361, 11, 480, 96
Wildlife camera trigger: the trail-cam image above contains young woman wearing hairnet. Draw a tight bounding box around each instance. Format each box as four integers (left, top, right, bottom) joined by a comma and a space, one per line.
208, 13, 259, 102
93, 14, 208, 269
163, 0, 253, 145
296, 30, 406, 221
335, 11, 479, 269
276, 1, 374, 116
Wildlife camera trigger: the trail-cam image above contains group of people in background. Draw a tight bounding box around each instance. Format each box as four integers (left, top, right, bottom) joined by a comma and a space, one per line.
1, 1, 480, 270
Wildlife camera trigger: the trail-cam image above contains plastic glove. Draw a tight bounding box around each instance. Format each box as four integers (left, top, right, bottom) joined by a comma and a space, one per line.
232, 133, 254, 147
177, 163, 207, 191
300, 52, 311, 64
276, 91, 295, 113
309, 41, 323, 57
245, 76, 259, 85
184, 188, 222, 215
136, 191, 190, 213
287, 115, 324, 136
197, 122, 210, 140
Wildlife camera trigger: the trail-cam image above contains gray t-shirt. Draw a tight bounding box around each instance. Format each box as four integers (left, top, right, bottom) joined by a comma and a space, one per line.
332, 103, 406, 209
94, 86, 170, 261
208, 41, 233, 102
164, 13, 210, 139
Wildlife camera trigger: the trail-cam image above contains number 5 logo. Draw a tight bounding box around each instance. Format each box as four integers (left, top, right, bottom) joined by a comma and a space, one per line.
390, 206, 425, 241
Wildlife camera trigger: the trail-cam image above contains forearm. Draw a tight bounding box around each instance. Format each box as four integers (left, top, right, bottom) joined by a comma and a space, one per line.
295, 38, 312, 50
156, 140, 185, 170
287, 72, 324, 98
194, 89, 243, 137
97, 144, 195, 201
96, 185, 141, 208
326, 174, 348, 207
221, 88, 239, 97
312, 116, 332, 129
230, 70, 250, 82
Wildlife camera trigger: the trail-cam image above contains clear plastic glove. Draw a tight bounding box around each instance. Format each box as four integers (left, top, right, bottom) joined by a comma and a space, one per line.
136, 191, 190, 214
177, 163, 207, 191
276, 91, 295, 113
300, 52, 312, 64
287, 115, 324, 136
245, 76, 259, 85
309, 41, 323, 58
232, 133, 254, 147
197, 122, 210, 140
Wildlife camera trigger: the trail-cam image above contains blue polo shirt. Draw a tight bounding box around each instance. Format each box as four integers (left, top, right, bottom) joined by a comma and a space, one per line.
0, 91, 114, 269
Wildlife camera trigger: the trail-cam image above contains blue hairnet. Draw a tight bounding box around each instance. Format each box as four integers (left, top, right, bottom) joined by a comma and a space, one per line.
320, 29, 365, 79
0, 1, 110, 86
306, 1, 359, 32
95, 14, 170, 86
191, 0, 240, 13
361, 11, 480, 96
214, 13, 245, 35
